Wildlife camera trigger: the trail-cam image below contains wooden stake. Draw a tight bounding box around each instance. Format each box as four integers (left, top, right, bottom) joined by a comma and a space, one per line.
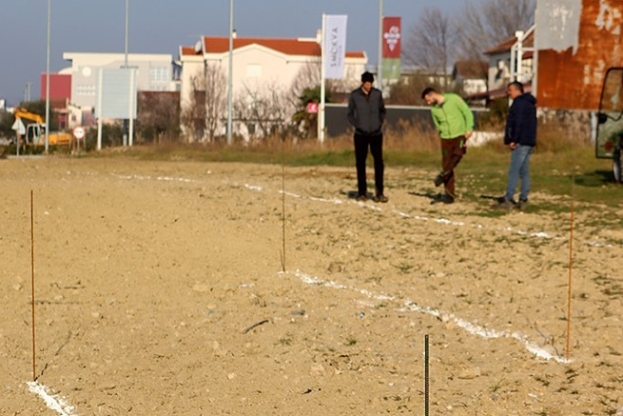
425, 334, 430, 416
31, 190, 37, 381
565, 176, 575, 360
281, 138, 286, 273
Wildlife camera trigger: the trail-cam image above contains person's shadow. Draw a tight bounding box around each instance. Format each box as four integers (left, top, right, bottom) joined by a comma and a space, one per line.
479, 194, 505, 203
341, 190, 375, 200
408, 191, 440, 201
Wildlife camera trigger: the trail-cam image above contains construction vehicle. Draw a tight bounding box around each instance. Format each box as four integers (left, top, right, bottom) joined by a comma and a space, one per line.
595, 67, 623, 183
12, 108, 72, 146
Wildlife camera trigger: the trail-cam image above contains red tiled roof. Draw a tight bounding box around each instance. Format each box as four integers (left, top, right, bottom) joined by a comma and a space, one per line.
453, 60, 489, 79
485, 31, 534, 55
466, 81, 533, 101
180, 46, 197, 56
188, 36, 364, 58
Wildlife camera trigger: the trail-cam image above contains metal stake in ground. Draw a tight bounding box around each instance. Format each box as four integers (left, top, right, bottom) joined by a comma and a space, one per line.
30, 189, 37, 381
425, 334, 429, 416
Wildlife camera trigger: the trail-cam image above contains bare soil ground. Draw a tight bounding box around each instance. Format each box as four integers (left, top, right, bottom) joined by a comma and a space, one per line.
1, 157, 622, 415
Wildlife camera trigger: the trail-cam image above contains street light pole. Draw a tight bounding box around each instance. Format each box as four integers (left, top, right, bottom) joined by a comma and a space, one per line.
123, 0, 129, 147
227, 0, 234, 145
125, 0, 129, 68
45, 0, 51, 154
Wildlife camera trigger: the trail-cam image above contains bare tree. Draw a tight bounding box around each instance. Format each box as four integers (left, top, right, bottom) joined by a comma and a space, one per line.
203, 62, 227, 142
403, 7, 457, 88
457, 0, 535, 61
180, 74, 206, 143
234, 81, 293, 141
136, 91, 180, 143
290, 60, 321, 104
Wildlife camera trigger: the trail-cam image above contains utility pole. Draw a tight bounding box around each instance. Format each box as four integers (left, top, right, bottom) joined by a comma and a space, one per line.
24, 82, 32, 102
227, 0, 234, 145
123, 0, 130, 147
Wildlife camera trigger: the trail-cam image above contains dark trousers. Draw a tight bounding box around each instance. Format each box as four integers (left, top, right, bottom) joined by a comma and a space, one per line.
440, 136, 466, 198
354, 133, 384, 197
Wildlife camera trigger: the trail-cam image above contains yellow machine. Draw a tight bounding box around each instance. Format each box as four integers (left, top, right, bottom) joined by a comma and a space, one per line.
13, 108, 71, 146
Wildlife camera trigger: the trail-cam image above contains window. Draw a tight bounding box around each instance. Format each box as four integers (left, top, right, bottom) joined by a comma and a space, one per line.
76, 84, 96, 96
150, 66, 169, 82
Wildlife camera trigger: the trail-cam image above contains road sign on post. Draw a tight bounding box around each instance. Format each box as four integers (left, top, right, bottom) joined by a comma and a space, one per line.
73, 126, 85, 140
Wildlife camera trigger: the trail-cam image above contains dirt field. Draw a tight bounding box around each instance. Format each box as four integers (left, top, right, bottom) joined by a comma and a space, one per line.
1, 156, 622, 415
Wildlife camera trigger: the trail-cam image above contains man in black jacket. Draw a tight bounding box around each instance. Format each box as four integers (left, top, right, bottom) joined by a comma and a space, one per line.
347, 71, 388, 203
493, 81, 537, 210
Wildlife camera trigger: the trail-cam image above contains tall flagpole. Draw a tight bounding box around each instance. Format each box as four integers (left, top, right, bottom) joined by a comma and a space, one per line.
318, 14, 326, 143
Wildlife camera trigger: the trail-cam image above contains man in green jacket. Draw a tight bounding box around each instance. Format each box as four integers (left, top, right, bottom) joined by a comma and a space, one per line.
422, 87, 474, 204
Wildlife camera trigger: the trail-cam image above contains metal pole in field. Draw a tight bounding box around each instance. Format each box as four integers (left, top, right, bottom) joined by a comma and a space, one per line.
30, 190, 37, 381
424, 334, 429, 416
377, 0, 383, 92
44, 0, 51, 154
227, 0, 234, 145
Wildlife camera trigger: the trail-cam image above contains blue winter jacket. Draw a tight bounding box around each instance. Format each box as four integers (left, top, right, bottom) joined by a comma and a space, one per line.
504, 93, 537, 146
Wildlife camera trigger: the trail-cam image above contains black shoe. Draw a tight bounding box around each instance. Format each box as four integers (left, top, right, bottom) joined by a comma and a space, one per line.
491, 199, 515, 210
431, 194, 454, 205
434, 173, 444, 187
372, 194, 388, 203
356, 194, 367, 202
517, 199, 528, 210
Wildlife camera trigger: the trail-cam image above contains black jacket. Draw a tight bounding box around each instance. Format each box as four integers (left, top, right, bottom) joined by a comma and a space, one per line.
347, 87, 386, 136
505, 93, 537, 146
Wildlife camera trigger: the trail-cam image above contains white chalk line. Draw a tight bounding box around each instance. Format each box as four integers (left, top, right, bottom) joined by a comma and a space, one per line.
109, 171, 611, 248
111, 173, 199, 183
27, 381, 77, 416
277, 189, 611, 248
286, 269, 570, 364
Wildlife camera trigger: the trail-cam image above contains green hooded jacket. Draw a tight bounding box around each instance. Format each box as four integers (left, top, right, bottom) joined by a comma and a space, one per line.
430, 93, 474, 139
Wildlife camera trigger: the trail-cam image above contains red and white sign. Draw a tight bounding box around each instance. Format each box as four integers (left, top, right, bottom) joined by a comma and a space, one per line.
73, 126, 86, 140
382, 17, 402, 59
306, 102, 319, 114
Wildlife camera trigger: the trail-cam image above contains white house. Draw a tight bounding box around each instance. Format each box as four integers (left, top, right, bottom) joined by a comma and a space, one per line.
483, 28, 534, 100
62, 52, 178, 111
452, 61, 488, 97
178, 35, 367, 140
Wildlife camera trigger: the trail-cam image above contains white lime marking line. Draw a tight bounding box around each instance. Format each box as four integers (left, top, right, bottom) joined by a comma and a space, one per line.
109, 172, 611, 248
286, 269, 571, 364
27, 381, 77, 416
112, 173, 198, 183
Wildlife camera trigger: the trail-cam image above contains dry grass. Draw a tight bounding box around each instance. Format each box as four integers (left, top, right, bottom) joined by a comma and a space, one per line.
91, 116, 593, 163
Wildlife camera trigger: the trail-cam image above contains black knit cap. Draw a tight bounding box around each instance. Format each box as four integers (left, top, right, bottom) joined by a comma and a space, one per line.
361, 71, 374, 83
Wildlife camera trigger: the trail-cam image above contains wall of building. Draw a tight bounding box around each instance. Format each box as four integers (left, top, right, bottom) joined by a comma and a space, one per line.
536, 0, 623, 110
64, 53, 175, 109
40, 74, 71, 101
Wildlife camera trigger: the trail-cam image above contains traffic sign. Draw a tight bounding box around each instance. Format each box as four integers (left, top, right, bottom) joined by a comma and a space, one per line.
73, 126, 85, 140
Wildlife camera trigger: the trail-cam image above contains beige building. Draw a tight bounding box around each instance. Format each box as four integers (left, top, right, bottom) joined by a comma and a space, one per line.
178, 35, 367, 140
63, 52, 178, 111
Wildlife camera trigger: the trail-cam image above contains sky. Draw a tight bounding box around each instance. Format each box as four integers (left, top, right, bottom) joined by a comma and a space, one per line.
0, 0, 468, 106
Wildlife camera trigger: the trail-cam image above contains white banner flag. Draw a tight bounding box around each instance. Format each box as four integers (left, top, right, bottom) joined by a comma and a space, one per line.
324, 15, 348, 80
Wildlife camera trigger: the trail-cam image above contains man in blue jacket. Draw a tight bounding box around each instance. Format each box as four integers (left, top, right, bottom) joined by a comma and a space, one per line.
347, 71, 388, 203
493, 81, 537, 210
